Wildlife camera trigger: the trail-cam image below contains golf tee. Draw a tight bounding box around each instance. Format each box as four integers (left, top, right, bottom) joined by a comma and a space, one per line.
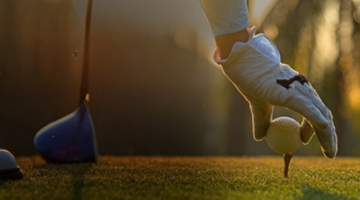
284, 153, 293, 178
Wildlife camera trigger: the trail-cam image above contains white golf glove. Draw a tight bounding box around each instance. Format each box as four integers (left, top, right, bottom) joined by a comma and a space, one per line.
214, 27, 337, 158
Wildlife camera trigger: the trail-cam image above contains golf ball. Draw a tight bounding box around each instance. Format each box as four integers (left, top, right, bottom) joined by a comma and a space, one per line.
266, 117, 302, 154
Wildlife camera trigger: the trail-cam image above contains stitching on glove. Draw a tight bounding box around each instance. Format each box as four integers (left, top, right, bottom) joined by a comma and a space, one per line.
276, 74, 309, 89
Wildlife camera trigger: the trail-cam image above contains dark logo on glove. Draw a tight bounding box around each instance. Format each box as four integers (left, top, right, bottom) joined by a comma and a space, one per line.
276, 74, 309, 89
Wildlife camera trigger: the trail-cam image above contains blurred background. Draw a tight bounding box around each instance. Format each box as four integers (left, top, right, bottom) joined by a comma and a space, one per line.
1, 0, 359, 157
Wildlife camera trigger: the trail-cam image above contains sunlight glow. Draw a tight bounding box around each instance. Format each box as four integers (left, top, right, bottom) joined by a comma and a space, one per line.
174, 26, 195, 50
349, 83, 360, 111
349, 91, 360, 110
310, 0, 339, 84
263, 25, 278, 40
294, 19, 313, 76
249, 0, 279, 27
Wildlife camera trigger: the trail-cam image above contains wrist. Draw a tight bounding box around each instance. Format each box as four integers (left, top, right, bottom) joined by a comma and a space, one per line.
215, 28, 249, 59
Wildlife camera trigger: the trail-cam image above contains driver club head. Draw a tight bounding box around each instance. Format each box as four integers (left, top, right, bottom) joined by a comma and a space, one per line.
34, 102, 98, 164
0, 149, 23, 181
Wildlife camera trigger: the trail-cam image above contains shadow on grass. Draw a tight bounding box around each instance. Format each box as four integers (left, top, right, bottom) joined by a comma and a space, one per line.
0, 181, 5, 187
34, 163, 93, 200
296, 186, 355, 200
0, 176, 23, 186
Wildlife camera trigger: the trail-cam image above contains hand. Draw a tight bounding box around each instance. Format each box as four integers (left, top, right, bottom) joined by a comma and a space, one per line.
216, 27, 338, 158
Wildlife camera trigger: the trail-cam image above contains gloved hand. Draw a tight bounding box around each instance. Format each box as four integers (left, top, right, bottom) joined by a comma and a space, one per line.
214, 27, 338, 158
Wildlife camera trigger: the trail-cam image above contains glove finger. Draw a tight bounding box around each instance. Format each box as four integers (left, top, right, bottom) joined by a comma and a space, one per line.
300, 117, 337, 158
291, 81, 338, 158
282, 88, 337, 158
293, 81, 332, 121
245, 95, 273, 141
313, 124, 338, 158
283, 88, 328, 129
300, 118, 315, 145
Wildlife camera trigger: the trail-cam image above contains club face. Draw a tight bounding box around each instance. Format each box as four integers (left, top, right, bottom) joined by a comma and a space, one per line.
34, 103, 98, 164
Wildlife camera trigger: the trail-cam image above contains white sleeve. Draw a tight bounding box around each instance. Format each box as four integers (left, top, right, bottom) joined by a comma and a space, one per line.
199, 0, 249, 36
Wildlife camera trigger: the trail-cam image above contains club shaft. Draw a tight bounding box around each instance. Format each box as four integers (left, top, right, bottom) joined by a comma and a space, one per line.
79, 0, 94, 105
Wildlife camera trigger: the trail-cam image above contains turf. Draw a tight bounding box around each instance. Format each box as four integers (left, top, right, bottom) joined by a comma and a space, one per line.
1, 156, 360, 200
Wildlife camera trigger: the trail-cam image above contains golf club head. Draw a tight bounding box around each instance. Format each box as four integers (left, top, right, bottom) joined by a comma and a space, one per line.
34, 102, 98, 164
0, 149, 23, 181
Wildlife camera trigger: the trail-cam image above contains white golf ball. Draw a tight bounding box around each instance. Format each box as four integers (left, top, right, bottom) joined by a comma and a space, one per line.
266, 117, 302, 154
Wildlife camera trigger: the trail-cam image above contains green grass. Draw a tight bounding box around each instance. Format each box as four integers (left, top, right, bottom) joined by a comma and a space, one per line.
2, 156, 360, 200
